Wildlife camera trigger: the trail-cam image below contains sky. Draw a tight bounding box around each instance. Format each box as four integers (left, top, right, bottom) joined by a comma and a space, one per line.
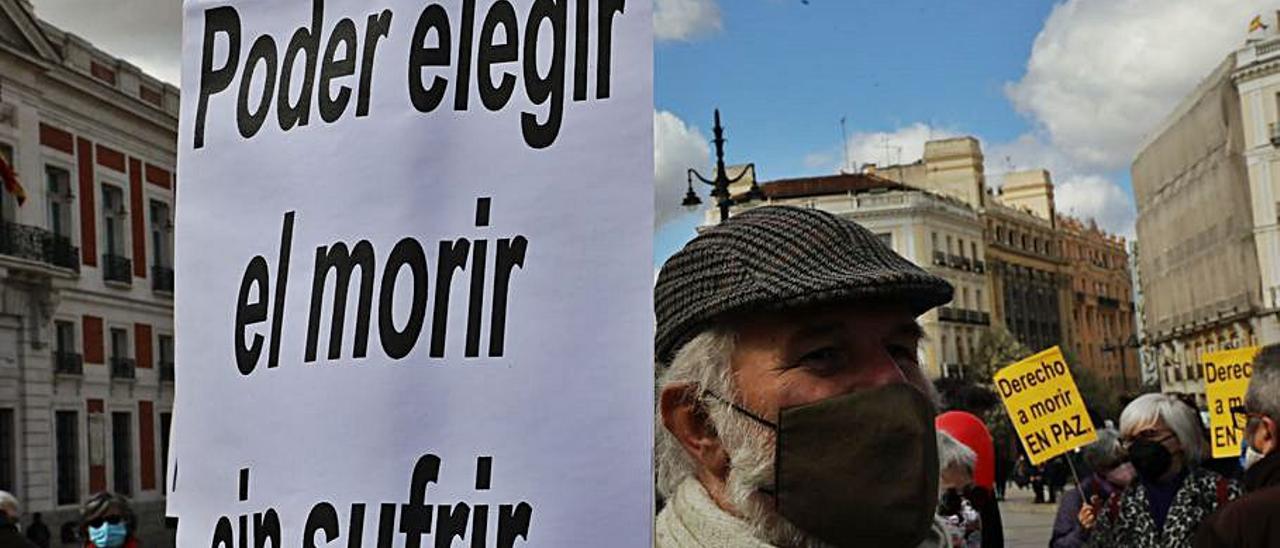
26, 0, 1276, 264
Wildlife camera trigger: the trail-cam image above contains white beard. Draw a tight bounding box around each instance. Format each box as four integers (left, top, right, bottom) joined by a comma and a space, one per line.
713, 406, 834, 548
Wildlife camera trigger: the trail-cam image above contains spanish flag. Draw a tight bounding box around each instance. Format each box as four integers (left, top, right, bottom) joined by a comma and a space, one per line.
1250, 15, 1268, 33
0, 154, 26, 207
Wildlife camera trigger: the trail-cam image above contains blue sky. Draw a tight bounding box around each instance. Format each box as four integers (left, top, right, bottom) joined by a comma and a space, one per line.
652, 0, 1272, 265
657, 0, 1055, 177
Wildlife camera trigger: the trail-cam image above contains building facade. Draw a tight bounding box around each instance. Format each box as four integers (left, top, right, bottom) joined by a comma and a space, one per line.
874, 138, 1136, 395
0, 0, 177, 543
1133, 46, 1277, 403
719, 173, 991, 379
1058, 215, 1139, 395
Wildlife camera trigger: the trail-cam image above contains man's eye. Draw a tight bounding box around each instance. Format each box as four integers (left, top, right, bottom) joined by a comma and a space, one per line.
797, 347, 843, 373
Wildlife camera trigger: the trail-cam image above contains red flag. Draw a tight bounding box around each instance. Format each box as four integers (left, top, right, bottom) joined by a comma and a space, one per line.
0, 154, 26, 206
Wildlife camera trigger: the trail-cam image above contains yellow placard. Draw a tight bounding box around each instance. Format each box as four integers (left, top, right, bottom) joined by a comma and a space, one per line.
994, 346, 1098, 465
1202, 347, 1260, 459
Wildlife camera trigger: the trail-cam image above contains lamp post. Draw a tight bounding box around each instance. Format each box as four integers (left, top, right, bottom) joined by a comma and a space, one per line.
682, 109, 764, 222
1103, 334, 1140, 395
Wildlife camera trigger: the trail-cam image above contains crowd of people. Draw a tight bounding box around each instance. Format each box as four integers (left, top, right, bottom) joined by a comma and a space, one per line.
652, 205, 1280, 548
0, 489, 141, 547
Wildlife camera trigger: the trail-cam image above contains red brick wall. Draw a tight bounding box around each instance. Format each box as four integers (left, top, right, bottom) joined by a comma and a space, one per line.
83, 315, 104, 364
138, 401, 156, 491
39, 123, 74, 154
145, 164, 171, 189
77, 138, 97, 266
134, 323, 152, 369
96, 145, 125, 173
129, 157, 146, 277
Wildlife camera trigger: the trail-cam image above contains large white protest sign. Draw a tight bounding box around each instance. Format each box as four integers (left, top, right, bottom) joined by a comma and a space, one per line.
170, 1, 653, 545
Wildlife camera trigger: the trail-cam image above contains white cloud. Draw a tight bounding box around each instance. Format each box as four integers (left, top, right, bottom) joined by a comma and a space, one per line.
1006, 0, 1268, 170
654, 0, 723, 42
986, 133, 1135, 237
844, 123, 957, 171
654, 110, 710, 226
1054, 175, 1136, 238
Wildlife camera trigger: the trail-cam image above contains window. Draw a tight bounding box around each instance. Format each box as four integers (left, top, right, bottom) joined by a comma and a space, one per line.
932, 232, 939, 251
112, 412, 132, 495
110, 328, 129, 361
101, 185, 126, 257
875, 232, 892, 249
976, 289, 984, 312
946, 235, 953, 254
996, 226, 1004, 241
0, 409, 12, 491
971, 242, 978, 261
55, 321, 75, 354
56, 411, 79, 505
150, 200, 172, 268
47, 166, 73, 238
160, 412, 172, 492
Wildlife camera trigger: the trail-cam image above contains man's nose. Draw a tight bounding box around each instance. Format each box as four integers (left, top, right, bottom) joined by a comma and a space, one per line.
845, 347, 908, 391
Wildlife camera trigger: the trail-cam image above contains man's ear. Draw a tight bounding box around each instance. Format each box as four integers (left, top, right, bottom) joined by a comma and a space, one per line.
1260, 416, 1279, 454
660, 383, 728, 475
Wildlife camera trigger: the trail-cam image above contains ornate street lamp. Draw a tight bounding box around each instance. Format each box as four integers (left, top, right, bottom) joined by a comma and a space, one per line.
683, 109, 764, 222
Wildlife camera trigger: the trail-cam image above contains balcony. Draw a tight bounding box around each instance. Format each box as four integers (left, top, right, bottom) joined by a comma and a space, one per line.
110, 357, 136, 380
973, 260, 985, 273
53, 351, 83, 376
102, 253, 132, 284
0, 222, 80, 272
159, 361, 175, 383
152, 265, 174, 293
938, 307, 960, 322
933, 251, 947, 266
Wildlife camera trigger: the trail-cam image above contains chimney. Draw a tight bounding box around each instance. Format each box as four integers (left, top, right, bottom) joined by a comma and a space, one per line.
999, 169, 1056, 222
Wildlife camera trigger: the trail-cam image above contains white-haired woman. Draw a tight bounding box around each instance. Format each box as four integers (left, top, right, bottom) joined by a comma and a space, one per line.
1083, 393, 1242, 548
937, 432, 982, 548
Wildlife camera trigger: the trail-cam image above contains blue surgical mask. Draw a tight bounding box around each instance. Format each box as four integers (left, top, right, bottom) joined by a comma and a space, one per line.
89, 522, 128, 547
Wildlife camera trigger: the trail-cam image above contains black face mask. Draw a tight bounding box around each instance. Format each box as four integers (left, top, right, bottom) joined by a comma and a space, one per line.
709, 382, 939, 548
938, 488, 963, 517
1128, 438, 1173, 482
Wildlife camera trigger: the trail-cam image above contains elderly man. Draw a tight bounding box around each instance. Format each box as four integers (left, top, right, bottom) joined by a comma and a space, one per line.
0, 491, 38, 548
653, 206, 954, 548
1194, 344, 1280, 548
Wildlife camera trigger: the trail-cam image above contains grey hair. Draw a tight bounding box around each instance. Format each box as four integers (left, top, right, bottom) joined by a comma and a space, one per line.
937, 431, 976, 478
1120, 393, 1206, 464
1081, 428, 1124, 471
655, 328, 738, 499
1246, 344, 1280, 421
0, 491, 18, 518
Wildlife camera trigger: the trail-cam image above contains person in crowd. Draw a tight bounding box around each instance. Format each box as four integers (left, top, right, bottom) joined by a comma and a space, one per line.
1044, 456, 1070, 504
25, 512, 51, 548
1030, 462, 1047, 504
993, 439, 1014, 501
80, 492, 141, 548
937, 432, 982, 548
1081, 393, 1241, 547
0, 491, 38, 548
653, 206, 954, 547
1050, 428, 1133, 548
1194, 344, 1280, 548
935, 411, 1003, 548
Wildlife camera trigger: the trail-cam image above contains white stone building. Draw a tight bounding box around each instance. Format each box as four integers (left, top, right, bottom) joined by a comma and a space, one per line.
0, 0, 176, 543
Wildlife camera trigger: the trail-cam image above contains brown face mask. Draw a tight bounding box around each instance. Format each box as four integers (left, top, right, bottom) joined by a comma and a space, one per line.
710, 382, 939, 548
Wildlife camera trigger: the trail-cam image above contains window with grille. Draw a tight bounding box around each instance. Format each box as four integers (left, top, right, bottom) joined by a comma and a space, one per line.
112, 412, 132, 495
56, 411, 79, 505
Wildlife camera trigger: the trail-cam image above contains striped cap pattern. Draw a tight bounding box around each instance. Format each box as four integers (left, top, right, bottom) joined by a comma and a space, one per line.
654, 205, 954, 363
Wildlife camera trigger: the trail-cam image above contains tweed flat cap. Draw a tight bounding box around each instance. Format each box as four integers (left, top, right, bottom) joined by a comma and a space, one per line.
655, 205, 954, 363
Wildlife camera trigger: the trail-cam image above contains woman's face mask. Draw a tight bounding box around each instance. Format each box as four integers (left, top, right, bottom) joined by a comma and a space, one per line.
88, 520, 128, 547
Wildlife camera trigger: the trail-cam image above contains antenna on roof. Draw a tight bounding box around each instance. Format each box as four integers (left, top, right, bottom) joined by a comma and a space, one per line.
840, 116, 851, 174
